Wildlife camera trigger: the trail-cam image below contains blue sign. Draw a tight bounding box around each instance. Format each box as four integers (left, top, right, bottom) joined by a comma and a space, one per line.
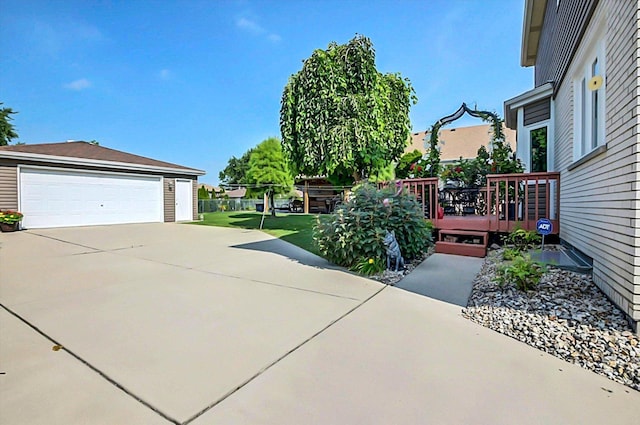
536, 218, 553, 235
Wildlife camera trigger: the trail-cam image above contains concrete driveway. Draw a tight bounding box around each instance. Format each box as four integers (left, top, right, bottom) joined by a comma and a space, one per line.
1, 223, 638, 425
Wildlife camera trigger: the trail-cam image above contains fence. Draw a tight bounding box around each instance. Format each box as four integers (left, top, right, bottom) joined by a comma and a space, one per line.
198, 198, 293, 213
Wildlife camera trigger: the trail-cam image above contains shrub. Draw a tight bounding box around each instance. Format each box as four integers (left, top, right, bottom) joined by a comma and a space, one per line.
314, 183, 433, 267
502, 247, 520, 261
503, 227, 541, 251
495, 254, 545, 291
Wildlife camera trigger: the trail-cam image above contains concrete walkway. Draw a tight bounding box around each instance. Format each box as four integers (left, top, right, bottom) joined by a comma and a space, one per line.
396, 253, 484, 306
1, 224, 639, 425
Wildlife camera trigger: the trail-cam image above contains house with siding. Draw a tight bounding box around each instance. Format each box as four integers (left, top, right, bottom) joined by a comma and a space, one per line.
504, 0, 639, 332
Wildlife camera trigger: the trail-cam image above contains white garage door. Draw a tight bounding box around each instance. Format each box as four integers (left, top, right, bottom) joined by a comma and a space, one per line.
19, 167, 164, 229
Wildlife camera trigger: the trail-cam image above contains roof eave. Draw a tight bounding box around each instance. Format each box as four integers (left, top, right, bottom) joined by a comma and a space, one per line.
0, 151, 206, 176
521, 0, 548, 67
504, 82, 554, 129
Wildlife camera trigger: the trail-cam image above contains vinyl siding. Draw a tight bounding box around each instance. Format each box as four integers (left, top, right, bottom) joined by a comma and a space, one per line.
553, 0, 640, 322
535, 0, 599, 88
0, 163, 18, 210
524, 98, 551, 126
164, 178, 175, 222
192, 179, 198, 220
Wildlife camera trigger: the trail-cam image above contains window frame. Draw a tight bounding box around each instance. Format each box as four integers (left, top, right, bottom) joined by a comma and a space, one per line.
573, 38, 606, 161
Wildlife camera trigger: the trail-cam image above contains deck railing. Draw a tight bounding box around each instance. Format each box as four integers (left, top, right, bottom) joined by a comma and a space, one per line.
397, 172, 560, 234
485, 172, 560, 233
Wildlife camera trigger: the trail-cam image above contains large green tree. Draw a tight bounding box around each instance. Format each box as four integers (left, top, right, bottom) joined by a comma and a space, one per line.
0, 103, 19, 146
218, 148, 254, 185
245, 137, 293, 216
280, 34, 416, 184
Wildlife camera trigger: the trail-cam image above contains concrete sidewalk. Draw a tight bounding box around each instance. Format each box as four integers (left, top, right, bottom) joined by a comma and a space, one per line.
396, 253, 484, 306
2, 224, 639, 425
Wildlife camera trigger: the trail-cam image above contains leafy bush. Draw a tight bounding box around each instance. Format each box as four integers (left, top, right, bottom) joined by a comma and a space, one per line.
495, 254, 545, 291
351, 257, 385, 276
502, 247, 521, 261
314, 183, 433, 267
504, 227, 541, 251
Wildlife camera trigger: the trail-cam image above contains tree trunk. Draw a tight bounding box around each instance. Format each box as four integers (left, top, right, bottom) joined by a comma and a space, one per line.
270, 192, 276, 217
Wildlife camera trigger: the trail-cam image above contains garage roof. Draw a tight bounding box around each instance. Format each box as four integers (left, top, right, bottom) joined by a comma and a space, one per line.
0, 141, 205, 175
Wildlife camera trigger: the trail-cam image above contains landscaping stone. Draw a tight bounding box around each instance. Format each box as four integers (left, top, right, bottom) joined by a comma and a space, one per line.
369, 247, 435, 286
463, 248, 640, 392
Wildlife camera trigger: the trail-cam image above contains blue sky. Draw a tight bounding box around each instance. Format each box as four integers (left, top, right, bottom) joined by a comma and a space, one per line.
1, 0, 532, 185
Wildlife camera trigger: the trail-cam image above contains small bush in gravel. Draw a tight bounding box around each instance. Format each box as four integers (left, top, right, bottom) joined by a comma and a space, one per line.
495, 254, 545, 291
503, 227, 541, 251
350, 257, 385, 276
502, 247, 521, 261
314, 182, 433, 268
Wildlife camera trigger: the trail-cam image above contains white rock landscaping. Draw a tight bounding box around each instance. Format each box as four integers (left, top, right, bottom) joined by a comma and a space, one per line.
463, 249, 639, 392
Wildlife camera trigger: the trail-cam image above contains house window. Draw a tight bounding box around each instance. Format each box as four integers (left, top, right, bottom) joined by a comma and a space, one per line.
573, 40, 605, 160
530, 126, 547, 172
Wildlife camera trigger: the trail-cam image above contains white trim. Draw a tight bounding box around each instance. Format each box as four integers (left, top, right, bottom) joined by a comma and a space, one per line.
505, 82, 554, 110
0, 151, 205, 176
523, 121, 550, 172
572, 28, 606, 161
504, 82, 553, 129
548, 98, 555, 171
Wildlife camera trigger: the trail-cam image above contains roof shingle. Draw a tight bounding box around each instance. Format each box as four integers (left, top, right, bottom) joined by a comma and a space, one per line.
0, 141, 201, 172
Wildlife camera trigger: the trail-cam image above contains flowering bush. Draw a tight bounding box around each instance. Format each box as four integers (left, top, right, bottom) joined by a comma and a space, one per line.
407, 157, 433, 178
314, 183, 433, 267
351, 257, 385, 276
0, 210, 23, 224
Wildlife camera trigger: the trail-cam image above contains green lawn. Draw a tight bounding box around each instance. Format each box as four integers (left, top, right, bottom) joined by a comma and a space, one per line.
192, 211, 321, 256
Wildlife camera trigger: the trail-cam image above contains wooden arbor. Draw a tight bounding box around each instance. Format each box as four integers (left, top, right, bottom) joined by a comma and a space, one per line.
404, 104, 559, 257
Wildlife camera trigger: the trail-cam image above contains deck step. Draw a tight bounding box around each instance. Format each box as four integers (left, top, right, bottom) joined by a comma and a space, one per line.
435, 229, 488, 258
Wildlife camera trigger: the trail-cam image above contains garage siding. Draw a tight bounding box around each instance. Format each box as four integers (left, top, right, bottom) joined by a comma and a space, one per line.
164, 178, 175, 222
0, 163, 18, 210
192, 179, 198, 220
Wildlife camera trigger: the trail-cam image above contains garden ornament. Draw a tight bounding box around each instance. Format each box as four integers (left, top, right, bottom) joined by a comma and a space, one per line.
383, 230, 405, 272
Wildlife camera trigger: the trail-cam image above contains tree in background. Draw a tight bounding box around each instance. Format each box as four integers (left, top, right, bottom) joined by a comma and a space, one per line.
198, 185, 211, 200
280, 34, 416, 185
245, 137, 293, 217
0, 103, 19, 146
218, 148, 254, 185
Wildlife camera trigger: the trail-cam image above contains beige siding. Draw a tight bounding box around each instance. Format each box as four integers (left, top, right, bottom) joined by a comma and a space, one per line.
0, 164, 18, 210
164, 178, 175, 222
554, 0, 640, 322
192, 178, 198, 220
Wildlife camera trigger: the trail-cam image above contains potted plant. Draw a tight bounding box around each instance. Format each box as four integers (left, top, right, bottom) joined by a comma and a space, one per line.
0, 210, 23, 232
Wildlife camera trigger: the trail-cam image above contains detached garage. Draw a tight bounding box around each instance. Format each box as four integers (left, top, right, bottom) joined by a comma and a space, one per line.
0, 141, 205, 229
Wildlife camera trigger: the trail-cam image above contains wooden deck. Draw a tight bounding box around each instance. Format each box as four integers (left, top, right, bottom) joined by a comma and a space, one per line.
399, 173, 560, 257
399, 172, 560, 234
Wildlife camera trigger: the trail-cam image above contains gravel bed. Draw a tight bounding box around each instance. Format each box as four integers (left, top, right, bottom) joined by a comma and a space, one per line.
368, 246, 435, 286
463, 248, 639, 392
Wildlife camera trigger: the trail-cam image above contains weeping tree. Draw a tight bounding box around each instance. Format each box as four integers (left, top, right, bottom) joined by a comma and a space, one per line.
245, 137, 294, 217
280, 34, 416, 185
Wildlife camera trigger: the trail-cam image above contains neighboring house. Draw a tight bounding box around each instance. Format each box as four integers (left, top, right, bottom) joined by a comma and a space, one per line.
406, 124, 517, 165
0, 141, 205, 228
223, 187, 247, 199
198, 183, 222, 199
504, 0, 639, 331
